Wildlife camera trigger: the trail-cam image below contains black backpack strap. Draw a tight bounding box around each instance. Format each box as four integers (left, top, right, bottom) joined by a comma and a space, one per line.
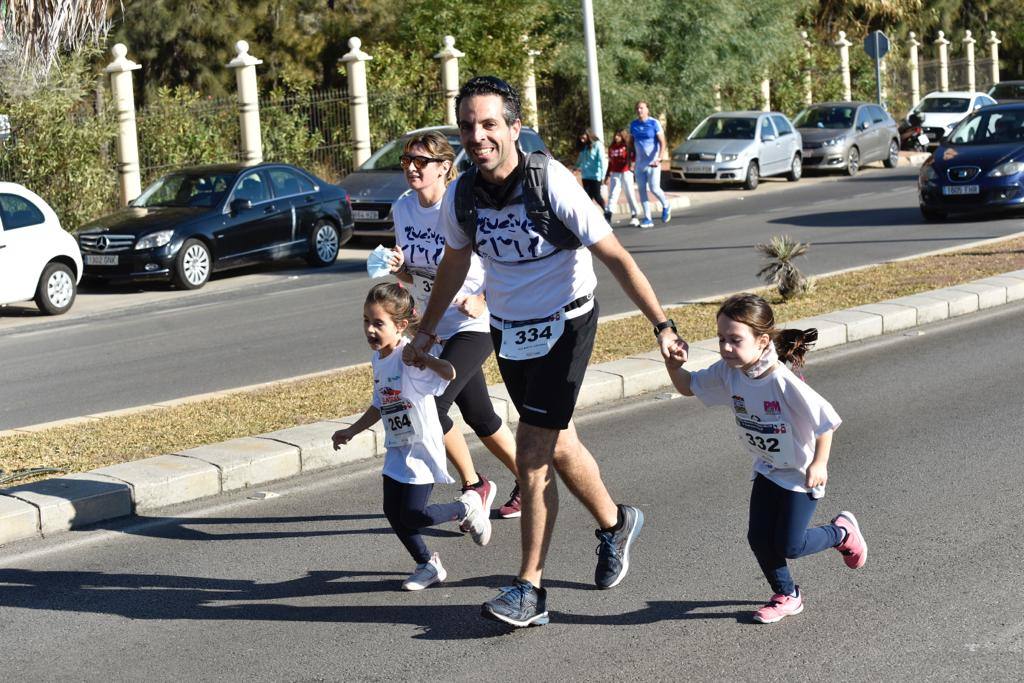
453, 167, 480, 254
522, 150, 581, 251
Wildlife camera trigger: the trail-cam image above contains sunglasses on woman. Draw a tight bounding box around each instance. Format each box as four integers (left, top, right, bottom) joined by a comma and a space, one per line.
399, 154, 445, 170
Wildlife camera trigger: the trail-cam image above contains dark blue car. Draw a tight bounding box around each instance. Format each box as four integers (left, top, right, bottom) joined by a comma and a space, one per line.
918, 103, 1024, 220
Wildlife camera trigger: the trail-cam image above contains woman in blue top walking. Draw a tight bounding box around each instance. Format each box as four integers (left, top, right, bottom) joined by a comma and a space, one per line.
575, 129, 607, 221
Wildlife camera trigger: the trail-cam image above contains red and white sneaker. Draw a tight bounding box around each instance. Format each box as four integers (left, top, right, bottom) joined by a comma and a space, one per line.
752, 588, 804, 624
498, 482, 522, 518
458, 475, 496, 534
833, 511, 867, 569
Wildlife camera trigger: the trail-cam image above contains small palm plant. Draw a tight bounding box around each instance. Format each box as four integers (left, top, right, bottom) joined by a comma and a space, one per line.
756, 235, 812, 300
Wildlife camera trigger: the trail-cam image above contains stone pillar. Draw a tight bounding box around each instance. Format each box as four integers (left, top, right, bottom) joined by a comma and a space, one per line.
340, 37, 373, 168
935, 31, 950, 92
226, 40, 263, 165
963, 30, 976, 92
836, 31, 853, 101
522, 37, 541, 131
104, 43, 142, 206
434, 35, 464, 127
987, 31, 1001, 85
760, 77, 771, 112
908, 32, 921, 106
801, 31, 813, 105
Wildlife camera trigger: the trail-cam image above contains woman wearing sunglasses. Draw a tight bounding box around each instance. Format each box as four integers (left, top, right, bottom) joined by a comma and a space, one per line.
387, 131, 522, 520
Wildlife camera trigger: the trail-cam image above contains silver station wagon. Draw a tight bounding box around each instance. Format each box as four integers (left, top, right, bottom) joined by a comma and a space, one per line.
794, 101, 900, 175
670, 111, 802, 190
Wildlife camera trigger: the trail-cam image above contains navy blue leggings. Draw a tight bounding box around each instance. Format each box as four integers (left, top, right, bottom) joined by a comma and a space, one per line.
747, 474, 844, 596
382, 475, 465, 564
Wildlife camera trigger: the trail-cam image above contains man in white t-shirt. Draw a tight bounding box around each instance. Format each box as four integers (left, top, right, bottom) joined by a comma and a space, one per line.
408, 76, 689, 628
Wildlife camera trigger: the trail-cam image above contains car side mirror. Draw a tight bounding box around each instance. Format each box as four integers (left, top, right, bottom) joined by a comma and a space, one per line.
761, 134, 776, 142
230, 198, 252, 214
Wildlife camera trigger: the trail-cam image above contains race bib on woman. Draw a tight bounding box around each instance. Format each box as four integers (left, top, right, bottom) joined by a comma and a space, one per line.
735, 416, 797, 469
499, 312, 565, 360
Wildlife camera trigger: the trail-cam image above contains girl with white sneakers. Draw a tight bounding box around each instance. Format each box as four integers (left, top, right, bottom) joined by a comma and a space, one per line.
663, 293, 867, 623
332, 283, 491, 591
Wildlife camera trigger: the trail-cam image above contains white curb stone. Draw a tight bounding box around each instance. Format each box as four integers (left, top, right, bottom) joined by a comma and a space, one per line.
5, 473, 132, 535
946, 282, 1007, 309
597, 357, 672, 397
0, 494, 40, 544
973, 276, 1024, 302
258, 421, 360, 472
575, 368, 625, 410
93, 455, 221, 511
886, 294, 950, 325
817, 309, 884, 342
851, 303, 918, 332
178, 437, 300, 492
925, 287, 980, 317
323, 417, 380, 462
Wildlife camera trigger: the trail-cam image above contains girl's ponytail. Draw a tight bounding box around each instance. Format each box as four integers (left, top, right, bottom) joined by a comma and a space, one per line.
774, 327, 817, 369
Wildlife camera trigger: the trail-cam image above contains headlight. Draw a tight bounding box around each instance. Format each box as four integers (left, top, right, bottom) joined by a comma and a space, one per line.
822, 137, 844, 147
921, 164, 937, 181
720, 153, 739, 162
135, 229, 174, 250
988, 160, 1024, 177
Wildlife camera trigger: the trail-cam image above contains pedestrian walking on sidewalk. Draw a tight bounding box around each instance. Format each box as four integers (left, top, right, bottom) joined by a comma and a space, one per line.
574, 129, 607, 219
663, 293, 868, 624
629, 101, 671, 227
331, 283, 493, 591
605, 129, 640, 226
409, 75, 688, 628
386, 130, 523, 519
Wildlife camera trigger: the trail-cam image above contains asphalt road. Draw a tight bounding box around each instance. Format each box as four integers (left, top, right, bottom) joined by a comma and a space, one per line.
2, 166, 1023, 430
2, 301, 1022, 680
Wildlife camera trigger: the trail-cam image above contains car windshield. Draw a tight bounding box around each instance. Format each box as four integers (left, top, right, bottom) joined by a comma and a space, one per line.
989, 83, 1024, 100
915, 97, 970, 114
793, 106, 856, 129
947, 110, 1024, 145
690, 117, 756, 140
359, 134, 463, 171
134, 172, 235, 208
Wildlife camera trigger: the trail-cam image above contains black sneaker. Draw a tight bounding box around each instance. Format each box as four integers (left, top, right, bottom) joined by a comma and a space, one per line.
481, 579, 549, 628
594, 504, 644, 589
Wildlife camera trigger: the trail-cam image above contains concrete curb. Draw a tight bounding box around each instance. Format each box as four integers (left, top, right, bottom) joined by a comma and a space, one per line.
3, 265, 1022, 546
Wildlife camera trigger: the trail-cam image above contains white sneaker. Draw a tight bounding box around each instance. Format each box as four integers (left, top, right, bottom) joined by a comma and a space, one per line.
629, 216, 640, 227
459, 487, 493, 546
402, 552, 446, 591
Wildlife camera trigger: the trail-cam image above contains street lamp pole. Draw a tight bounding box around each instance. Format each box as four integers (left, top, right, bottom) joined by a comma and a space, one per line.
582, 0, 604, 142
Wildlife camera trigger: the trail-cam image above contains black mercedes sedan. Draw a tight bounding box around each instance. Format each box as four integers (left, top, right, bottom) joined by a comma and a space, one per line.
76, 163, 354, 289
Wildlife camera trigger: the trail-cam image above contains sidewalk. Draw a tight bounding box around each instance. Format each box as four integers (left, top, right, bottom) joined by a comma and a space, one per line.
2, 258, 1021, 547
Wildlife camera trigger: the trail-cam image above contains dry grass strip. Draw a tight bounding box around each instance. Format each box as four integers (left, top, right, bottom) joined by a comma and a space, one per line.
3, 235, 1023, 479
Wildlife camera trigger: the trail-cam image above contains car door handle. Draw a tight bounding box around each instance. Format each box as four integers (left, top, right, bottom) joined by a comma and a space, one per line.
305, 195, 316, 203
264, 204, 276, 213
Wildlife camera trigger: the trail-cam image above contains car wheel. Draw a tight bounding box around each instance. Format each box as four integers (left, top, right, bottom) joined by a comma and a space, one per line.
786, 154, 802, 182
920, 205, 947, 221
883, 140, 900, 168
307, 219, 340, 267
845, 147, 860, 176
742, 160, 760, 190
34, 261, 76, 315
172, 238, 211, 290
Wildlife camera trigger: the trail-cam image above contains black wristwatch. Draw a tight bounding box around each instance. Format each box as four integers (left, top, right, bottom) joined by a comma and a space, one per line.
653, 319, 677, 338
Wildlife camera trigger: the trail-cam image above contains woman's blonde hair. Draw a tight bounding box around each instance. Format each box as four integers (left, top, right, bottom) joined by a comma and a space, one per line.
403, 130, 457, 184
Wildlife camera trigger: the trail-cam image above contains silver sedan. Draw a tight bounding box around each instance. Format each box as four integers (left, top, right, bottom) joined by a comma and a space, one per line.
670, 111, 802, 190
794, 102, 900, 175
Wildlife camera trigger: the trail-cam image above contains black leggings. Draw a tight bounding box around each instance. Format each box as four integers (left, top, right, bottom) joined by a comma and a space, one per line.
435, 331, 503, 438
582, 178, 606, 209
382, 475, 465, 563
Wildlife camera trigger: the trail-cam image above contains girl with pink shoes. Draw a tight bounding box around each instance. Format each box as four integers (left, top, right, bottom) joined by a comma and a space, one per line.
663, 293, 867, 624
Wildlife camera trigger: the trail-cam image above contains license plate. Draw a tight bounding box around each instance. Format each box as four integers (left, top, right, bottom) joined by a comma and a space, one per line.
352, 209, 379, 220
85, 254, 118, 266
917, 133, 930, 145
685, 164, 713, 174
803, 148, 818, 157
942, 185, 980, 195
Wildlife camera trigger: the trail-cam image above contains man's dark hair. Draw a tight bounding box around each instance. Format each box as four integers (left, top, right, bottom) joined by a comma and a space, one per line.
455, 76, 522, 125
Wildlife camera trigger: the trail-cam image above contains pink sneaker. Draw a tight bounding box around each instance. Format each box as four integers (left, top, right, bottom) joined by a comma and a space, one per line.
459, 475, 496, 533
833, 511, 867, 569
752, 588, 804, 624
498, 482, 522, 518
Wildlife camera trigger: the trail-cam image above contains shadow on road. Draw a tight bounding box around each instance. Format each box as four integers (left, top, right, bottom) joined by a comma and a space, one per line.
554, 599, 762, 626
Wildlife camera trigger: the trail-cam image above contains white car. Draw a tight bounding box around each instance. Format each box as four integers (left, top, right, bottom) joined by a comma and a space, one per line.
0, 183, 83, 315
909, 91, 997, 146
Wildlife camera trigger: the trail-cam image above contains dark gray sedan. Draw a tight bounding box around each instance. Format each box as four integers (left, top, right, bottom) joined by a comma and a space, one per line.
795, 102, 900, 175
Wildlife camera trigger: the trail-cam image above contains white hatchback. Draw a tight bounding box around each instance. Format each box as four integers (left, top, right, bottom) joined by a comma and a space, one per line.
0, 182, 83, 315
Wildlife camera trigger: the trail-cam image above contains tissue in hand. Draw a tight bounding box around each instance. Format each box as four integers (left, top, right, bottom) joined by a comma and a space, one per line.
366, 244, 393, 279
